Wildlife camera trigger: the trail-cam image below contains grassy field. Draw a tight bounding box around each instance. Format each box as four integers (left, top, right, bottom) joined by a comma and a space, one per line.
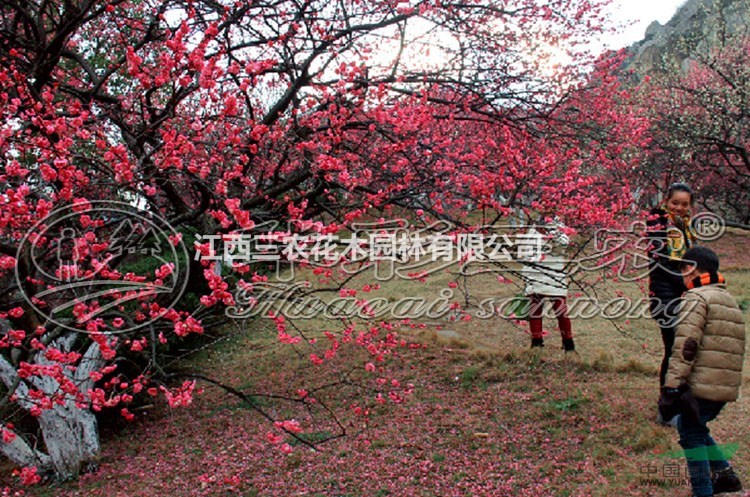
7, 228, 750, 497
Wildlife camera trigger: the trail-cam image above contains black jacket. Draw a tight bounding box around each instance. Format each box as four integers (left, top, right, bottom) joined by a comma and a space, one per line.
646, 207, 692, 319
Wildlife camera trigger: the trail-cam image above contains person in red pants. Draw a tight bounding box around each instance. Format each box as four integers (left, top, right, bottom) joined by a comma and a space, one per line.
520, 219, 578, 357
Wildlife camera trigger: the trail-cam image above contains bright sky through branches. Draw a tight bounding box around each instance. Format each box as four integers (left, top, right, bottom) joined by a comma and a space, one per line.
598, 0, 688, 50
529, 0, 688, 81
386, 0, 690, 84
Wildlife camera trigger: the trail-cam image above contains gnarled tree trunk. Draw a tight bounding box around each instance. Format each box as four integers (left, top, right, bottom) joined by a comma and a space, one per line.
0, 338, 104, 479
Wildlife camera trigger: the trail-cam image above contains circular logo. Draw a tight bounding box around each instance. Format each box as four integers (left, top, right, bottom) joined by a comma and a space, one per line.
15, 201, 189, 334
691, 212, 725, 241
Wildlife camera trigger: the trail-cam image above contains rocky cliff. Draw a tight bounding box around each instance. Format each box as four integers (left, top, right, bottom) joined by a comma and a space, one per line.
624, 0, 750, 74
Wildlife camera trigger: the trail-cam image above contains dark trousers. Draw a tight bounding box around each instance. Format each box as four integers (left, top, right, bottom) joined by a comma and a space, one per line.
677, 398, 731, 497
659, 325, 675, 387
652, 296, 681, 387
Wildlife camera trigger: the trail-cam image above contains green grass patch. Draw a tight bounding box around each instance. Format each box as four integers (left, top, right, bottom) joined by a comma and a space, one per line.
288, 430, 336, 446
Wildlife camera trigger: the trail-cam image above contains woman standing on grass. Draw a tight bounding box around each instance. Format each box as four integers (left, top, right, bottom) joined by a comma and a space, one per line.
521, 217, 579, 359
646, 183, 696, 390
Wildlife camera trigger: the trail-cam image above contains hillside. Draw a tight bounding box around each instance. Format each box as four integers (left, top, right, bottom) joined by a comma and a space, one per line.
625, 0, 750, 74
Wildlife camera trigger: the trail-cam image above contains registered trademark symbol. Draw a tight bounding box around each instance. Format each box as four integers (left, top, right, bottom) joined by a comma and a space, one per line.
692, 212, 725, 241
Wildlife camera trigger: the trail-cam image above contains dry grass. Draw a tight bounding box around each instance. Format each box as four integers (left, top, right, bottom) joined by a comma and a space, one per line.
10, 228, 750, 497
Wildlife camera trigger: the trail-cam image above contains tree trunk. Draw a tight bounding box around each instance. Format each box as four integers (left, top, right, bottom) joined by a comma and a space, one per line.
37, 403, 100, 478
0, 338, 104, 480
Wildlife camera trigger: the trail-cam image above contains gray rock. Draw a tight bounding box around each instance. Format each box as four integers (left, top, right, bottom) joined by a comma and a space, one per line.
623, 0, 750, 76
644, 20, 666, 39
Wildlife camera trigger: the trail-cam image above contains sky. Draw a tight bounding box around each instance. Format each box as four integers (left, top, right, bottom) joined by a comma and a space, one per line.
395, 0, 693, 75
599, 0, 689, 50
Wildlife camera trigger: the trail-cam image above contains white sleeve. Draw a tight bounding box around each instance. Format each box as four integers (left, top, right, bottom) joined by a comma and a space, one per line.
550, 221, 570, 247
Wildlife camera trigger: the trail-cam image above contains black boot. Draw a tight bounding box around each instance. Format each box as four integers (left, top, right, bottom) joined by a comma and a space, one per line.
531, 338, 544, 348
562, 338, 575, 351
712, 466, 742, 494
